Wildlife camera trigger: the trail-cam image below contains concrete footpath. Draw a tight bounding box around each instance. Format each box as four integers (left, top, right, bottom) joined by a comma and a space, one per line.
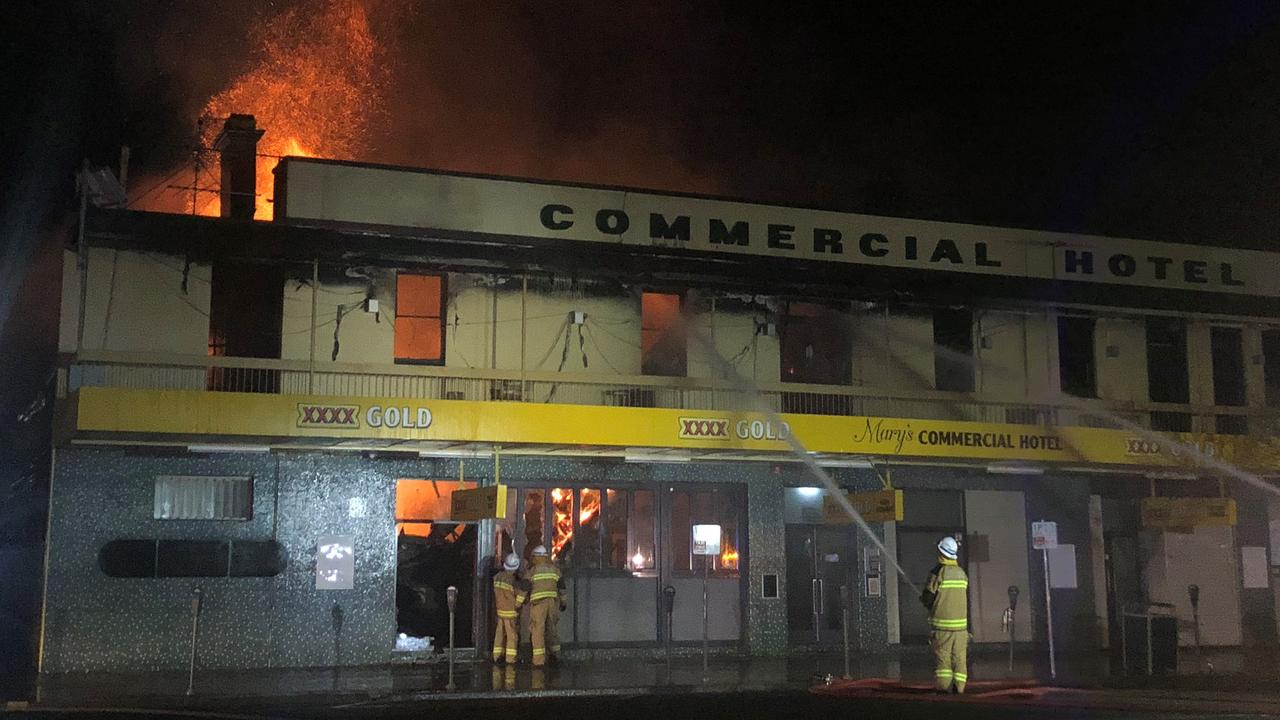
10, 648, 1280, 718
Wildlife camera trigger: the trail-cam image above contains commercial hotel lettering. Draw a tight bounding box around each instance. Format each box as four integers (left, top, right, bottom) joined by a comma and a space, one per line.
539, 203, 1245, 291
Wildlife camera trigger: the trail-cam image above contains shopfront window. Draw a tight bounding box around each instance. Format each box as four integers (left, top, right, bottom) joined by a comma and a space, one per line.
670, 486, 742, 577
517, 486, 657, 576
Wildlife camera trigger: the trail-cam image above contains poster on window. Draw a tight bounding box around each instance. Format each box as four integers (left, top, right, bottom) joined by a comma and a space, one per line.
316, 535, 355, 590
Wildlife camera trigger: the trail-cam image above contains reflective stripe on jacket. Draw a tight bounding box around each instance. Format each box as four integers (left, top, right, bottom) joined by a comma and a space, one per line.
526, 558, 562, 603
927, 557, 969, 631
493, 570, 527, 618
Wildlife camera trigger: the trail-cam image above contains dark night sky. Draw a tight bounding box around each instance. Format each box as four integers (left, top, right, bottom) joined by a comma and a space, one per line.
4, 1, 1280, 405
1, 1, 1280, 682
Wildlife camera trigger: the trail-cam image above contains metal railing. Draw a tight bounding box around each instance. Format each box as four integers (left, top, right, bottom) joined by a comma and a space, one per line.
63, 350, 1275, 435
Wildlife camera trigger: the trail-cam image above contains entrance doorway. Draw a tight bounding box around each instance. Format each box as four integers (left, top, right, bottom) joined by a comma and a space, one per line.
785, 525, 855, 644
394, 479, 477, 650
896, 490, 965, 643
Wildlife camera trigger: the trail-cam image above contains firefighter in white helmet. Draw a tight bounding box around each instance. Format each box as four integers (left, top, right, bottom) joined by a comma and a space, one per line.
921, 535, 969, 693
491, 553, 526, 664
524, 544, 564, 666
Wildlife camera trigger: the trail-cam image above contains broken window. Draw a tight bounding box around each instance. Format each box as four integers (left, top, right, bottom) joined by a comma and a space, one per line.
780, 301, 851, 385
394, 273, 445, 364
1058, 316, 1097, 398
641, 291, 687, 376
933, 308, 975, 392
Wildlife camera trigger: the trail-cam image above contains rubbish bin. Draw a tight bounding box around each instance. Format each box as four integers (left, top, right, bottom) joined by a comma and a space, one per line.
1121, 602, 1178, 675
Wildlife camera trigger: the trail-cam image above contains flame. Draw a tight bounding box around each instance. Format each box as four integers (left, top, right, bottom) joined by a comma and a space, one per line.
580, 489, 601, 526
720, 545, 739, 570
174, 0, 384, 218
550, 488, 574, 559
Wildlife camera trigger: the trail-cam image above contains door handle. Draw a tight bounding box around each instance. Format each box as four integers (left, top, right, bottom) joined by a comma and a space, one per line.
813, 578, 824, 616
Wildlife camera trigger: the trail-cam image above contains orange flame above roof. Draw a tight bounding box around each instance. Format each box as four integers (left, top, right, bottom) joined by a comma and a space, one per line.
192, 0, 383, 218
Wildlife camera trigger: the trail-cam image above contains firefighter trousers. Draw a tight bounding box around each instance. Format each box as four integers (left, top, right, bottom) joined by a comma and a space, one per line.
932, 629, 969, 692
529, 600, 560, 666
492, 615, 518, 662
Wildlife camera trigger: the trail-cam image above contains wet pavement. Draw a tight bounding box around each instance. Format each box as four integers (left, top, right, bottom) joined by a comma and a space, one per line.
10, 647, 1280, 719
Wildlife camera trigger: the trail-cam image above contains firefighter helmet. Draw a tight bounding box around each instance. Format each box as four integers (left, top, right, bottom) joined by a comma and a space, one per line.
503, 553, 520, 571
532, 545, 549, 557
938, 536, 959, 559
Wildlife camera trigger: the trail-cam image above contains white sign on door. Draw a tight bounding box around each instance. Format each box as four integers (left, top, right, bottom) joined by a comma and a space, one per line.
1032, 521, 1058, 550
692, 524, 721, 556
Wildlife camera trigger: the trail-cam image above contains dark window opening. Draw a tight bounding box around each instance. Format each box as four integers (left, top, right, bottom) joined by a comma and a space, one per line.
933, 308, 975, 392
1058, 316, 1097, 398
1150, 412, 1192, 433
99, 539, 283, 578
394, 273, 445, 364
208, 261, 283, 392
780, 301, 851, 385
1212, 326, 1248, 435
1262, 329, 1280, 408
1211, 326, 1246, 407
1146, 318, 1190, 404
641, 291, 687, 376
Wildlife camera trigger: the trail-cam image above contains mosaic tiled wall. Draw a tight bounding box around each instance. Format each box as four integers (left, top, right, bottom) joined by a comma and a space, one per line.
44, 449, 817, 672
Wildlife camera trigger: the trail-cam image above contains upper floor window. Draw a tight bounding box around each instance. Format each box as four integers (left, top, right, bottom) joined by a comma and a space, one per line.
1146, 317, 1191, 432
1058, 316, 1097, 398
780, 301, 851, 385
394, 274, 445, 364
1263, 329, 1280, 408
641, 291, 686, 376
933, 308, 974, 392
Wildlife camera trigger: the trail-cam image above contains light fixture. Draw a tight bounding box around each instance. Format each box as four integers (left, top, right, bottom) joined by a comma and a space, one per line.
418, 448, 491, 459
816, 457, 875, 469
795, 487, 823, 498
624, 452, 691, 464
1144, 470, 1199, 481
188, 444, 271, 454
986, 463, 1045, 475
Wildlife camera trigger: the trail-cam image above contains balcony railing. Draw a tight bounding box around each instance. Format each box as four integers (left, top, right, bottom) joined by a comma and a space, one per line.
62, 351, 1275, 436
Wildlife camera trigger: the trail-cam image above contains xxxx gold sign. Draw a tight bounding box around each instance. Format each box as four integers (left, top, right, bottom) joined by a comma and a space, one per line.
74, 387, 1280, 471
298, 403, 360, 428
678, 417, 730, 439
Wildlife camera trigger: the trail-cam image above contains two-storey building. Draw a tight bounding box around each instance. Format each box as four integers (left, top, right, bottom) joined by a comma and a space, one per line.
40, 115, 1280, 675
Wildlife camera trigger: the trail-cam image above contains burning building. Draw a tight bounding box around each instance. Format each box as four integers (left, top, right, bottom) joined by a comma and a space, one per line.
36, 110, 1280, 677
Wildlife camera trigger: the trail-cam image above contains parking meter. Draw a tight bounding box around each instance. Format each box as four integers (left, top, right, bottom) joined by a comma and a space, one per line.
662, 585, 676, 614
446, 586, 458, 690
1188, 584, 1199, 610
1008, 585, 1020, 612
1005, 585, 1019, 672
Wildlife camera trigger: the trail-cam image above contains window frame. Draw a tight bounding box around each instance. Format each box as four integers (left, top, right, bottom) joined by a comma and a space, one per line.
393, 271, 447, 366
640, 290, 688, 377
666, 483, 745, 580
512, 484, 657, 578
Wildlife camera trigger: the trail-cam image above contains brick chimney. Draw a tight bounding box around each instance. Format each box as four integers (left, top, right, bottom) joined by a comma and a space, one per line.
213, 114, 264, 220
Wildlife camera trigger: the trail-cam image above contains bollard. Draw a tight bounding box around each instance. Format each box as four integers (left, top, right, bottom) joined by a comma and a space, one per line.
446, 586, 458, 691
1188, 584, 1202, 672
186, 587, 202, 696
1007, 585, 1019, 673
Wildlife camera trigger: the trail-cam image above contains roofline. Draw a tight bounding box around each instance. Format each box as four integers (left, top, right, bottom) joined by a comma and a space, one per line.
278, 156, 1280, 254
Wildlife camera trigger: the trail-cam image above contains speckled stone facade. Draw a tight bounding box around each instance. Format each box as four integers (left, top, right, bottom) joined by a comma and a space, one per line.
47, 448, 896, 673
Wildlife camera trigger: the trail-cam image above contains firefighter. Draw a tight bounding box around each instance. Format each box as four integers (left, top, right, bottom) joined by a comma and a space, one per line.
921, 535, 969, 693
525, 544, 564, 666
492, 553, 526, 664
